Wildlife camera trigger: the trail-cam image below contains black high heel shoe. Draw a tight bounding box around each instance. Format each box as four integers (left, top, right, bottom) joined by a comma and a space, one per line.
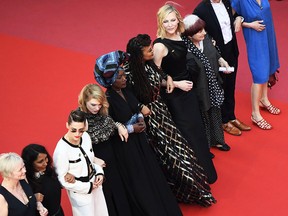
213, 143, 231, 151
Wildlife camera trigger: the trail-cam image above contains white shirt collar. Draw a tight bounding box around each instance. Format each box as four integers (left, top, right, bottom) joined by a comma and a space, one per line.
210, 0, 222, 4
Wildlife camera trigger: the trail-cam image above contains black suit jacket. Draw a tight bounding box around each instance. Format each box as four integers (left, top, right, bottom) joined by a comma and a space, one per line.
193, 0, 239, 62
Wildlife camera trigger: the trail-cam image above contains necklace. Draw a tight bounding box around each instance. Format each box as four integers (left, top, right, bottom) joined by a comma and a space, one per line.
34, 171, 45, 179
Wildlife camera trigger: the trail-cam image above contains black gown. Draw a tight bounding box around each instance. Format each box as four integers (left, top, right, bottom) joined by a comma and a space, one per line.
154, 38, 217, 184
84, 112, 133, 216
126, 63, 216, 206
0, 179, 37, 216
106, 88, 183, 216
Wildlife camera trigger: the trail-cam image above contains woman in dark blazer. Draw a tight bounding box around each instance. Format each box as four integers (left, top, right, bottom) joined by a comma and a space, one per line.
182, 14, 231, 152
193, 0, 251, 136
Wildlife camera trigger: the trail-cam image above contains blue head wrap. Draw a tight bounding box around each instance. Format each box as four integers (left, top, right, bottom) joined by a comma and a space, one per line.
94, 50, 129, 88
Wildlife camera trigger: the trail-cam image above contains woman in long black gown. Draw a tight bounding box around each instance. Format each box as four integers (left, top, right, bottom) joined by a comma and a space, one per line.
78, 83, 132, 216
153, 4, 217, 183
125, 33, 216, 206
94, 50, 183, 216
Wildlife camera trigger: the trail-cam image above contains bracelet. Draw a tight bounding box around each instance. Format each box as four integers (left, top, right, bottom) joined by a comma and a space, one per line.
115, 122, 125, 129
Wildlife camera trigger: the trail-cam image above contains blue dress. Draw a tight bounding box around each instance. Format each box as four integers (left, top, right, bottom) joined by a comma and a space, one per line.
231, 0, 279, 84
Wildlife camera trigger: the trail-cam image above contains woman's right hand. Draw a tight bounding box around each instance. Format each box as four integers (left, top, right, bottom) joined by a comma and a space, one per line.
173, 80, 193, 91
93, 175, 104, 189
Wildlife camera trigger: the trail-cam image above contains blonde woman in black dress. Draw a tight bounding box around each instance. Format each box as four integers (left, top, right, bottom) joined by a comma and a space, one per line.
153, 4, 217, 184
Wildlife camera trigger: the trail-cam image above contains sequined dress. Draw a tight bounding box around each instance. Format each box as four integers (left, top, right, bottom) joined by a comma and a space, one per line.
126, 62, 216, 206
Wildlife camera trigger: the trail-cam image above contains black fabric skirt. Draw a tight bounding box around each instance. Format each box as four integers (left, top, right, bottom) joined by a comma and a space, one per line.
111, 132, 183, 216
93, 140, 133, 216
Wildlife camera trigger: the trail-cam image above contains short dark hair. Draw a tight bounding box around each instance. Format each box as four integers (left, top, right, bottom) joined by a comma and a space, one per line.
68, 109, 86, 125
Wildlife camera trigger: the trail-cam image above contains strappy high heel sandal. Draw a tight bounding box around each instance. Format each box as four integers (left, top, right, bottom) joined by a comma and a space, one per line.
251, 116, 272, 130
260, 101, 281, 115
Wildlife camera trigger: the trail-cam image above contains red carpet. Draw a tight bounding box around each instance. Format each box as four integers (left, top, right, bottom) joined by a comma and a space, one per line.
1, 1, 288, 215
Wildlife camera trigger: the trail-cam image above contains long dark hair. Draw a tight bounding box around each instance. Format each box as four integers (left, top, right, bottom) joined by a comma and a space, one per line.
126, 34, 162, 104
21, 144, 56, 181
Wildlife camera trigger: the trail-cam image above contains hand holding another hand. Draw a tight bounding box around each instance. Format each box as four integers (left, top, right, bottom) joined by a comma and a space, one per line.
133, 120, 146, 133
251, 20, 265, 32
166, 75, 175, 93
174, 80, 193, 91
64, 172, 76, 183
93, 175, 104, 189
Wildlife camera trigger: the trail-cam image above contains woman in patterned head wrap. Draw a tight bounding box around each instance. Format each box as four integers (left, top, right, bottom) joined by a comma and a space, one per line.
94, 50, 183, 216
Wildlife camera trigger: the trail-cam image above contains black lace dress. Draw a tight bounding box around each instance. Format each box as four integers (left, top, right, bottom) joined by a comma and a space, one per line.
84, 112, 133, 216
126, 62, 216, 206
153, 38, 217, 184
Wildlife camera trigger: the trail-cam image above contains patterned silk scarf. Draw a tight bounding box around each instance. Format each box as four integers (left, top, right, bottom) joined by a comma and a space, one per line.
182, 36, 224, 108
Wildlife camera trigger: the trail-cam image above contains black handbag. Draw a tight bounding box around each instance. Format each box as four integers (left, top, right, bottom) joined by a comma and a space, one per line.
268, 70, 279, 89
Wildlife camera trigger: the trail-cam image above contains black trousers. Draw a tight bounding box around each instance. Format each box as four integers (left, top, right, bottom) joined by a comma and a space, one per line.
219, 40, 238, 123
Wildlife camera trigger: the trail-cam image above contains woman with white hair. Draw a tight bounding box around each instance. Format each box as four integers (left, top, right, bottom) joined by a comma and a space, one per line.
182, 14, 231, 152
0, 152, 48, 216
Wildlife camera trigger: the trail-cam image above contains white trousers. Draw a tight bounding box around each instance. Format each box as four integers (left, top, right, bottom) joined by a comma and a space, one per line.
70, 185, 109, 216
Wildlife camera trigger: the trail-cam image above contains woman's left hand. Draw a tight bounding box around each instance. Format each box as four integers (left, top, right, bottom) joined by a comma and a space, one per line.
94, 157, 106, 168
93, 175, 104, 188
174, 80, 193, 91
250, 20, 266, 32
